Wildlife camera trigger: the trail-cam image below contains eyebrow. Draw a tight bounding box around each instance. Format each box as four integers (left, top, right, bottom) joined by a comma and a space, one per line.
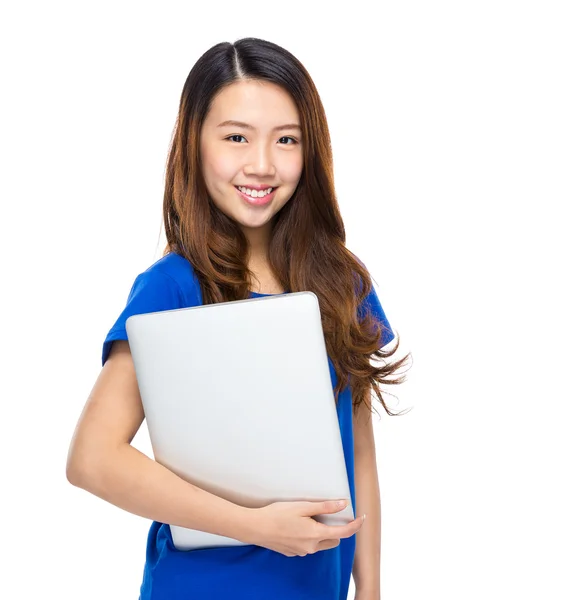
216, 120, 302, 132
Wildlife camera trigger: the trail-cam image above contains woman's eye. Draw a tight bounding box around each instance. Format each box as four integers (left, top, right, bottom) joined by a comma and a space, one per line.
225, 135, 298, 145
278, 136, 298, 145
226, 134, 247, 143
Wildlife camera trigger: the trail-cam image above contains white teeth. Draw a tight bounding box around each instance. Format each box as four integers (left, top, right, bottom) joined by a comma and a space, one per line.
237, 186, 273, 198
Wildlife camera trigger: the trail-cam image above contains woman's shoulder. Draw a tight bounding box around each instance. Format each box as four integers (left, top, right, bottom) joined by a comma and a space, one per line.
140, 251, 202, 306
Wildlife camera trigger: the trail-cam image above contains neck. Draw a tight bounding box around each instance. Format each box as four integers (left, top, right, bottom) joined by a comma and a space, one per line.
243, 225, 272, 263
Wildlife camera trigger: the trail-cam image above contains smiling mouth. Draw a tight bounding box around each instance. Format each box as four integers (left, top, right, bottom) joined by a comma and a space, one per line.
234, 185, 277, 197
234, 186, 278, 206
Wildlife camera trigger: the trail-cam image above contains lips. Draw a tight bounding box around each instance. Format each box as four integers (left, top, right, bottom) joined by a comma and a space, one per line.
235, 186, 277, 206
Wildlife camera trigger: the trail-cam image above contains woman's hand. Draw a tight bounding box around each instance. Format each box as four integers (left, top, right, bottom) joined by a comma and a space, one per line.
243, 499, 364, 557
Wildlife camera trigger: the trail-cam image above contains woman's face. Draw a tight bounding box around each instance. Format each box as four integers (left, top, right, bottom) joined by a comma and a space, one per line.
200, 79, 303, 242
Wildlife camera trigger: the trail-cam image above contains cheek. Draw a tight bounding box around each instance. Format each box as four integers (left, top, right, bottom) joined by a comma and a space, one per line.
202, 142, 234, 177
281, 155, 303, 183
203, 162, 235, 197
214, 157, 240, 185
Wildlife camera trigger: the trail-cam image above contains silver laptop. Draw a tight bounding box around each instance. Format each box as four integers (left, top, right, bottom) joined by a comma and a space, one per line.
125, 291, 354, 551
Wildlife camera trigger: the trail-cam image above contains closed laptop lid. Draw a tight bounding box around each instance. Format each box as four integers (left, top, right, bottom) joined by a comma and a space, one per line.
125, 292, 354, 550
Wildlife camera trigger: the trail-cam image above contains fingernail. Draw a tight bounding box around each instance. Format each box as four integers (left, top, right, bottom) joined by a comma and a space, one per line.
362, 514, 367, 522
338, 500, 347, 508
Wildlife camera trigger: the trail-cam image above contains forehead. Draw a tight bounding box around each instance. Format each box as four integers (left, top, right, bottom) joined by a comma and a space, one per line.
205, 80, 300, 127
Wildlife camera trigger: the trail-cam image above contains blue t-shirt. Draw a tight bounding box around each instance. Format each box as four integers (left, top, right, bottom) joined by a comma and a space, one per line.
102, 252, 394, 600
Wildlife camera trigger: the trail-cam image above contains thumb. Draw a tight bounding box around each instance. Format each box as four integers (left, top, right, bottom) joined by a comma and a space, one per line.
300, 500, 349, 517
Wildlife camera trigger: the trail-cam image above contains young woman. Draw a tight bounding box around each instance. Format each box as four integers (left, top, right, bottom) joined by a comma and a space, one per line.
67, 37, 409, 600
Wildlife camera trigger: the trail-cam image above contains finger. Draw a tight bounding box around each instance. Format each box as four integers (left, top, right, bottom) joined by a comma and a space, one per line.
323, 514, 365, 539
300, 500, 349, 517
316, 538, 341, 552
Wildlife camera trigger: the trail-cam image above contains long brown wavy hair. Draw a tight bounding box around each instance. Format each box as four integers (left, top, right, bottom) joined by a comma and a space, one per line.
162, 37, 411, 417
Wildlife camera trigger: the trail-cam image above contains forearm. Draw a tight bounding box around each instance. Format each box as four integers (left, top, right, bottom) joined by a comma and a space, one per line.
68, 443, 256, 542
352, 446, 382, 596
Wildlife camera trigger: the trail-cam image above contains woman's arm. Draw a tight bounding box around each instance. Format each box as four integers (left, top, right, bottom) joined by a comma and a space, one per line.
352, 392, 382, 599
66, 340, 257, 541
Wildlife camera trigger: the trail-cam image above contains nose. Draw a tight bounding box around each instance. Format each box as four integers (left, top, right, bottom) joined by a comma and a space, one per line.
243, 142, 276, 177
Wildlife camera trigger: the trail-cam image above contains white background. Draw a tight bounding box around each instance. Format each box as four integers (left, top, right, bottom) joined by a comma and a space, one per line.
2, 1, 572, 598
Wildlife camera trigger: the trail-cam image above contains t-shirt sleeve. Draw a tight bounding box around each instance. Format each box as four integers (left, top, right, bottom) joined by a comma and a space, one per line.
101, 270, 183, 366
358, 277, 395, 350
